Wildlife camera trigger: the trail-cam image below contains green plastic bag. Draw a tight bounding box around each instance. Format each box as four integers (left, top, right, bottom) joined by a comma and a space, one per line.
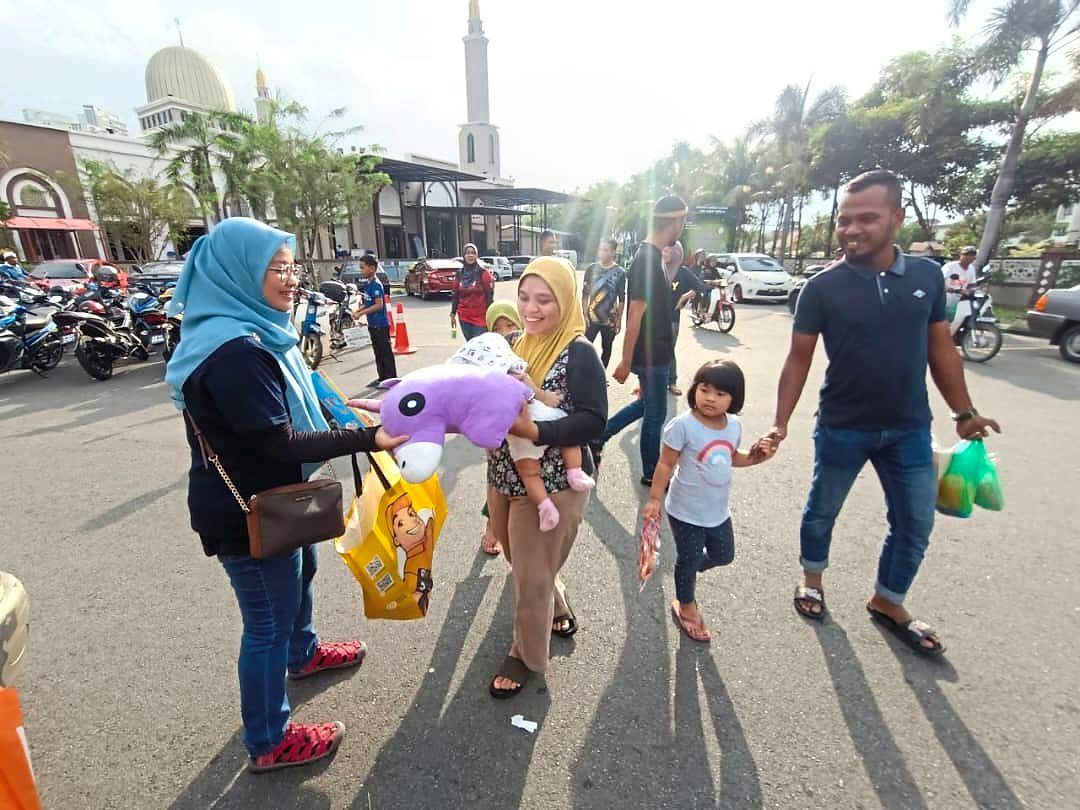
936, 439, 1004, 518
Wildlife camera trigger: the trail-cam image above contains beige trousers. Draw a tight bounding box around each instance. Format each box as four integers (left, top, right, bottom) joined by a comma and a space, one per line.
487, 486, 588, 673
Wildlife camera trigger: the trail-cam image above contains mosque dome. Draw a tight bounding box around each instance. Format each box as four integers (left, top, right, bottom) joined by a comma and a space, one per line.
145, 46, 236, 111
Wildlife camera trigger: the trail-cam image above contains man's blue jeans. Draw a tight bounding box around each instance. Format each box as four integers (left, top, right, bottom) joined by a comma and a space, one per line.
218, 546, 319, 757
603, 364, 670, 479
800, 425, 937, 604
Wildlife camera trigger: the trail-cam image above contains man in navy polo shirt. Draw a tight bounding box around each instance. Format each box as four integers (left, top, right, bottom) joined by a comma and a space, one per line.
767, 170, 1000, 656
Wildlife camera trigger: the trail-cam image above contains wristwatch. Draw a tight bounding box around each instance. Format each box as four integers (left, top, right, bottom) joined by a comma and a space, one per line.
952, 407, 978, 422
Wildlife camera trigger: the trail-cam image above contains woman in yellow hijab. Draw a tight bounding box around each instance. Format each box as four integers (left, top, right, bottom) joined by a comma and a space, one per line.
486, 256, 608, 699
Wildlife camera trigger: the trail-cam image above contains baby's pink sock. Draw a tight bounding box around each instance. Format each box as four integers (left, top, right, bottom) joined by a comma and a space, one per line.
566, 467, 595, 492
538, 498, 560, 532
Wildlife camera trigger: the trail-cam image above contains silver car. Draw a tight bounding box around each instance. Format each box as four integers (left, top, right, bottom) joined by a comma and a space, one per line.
1027, 285, 1080, 363
481, 256, 514, 281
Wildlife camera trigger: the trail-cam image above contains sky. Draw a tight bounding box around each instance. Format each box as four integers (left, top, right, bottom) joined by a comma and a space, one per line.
0, 0, 1055, 194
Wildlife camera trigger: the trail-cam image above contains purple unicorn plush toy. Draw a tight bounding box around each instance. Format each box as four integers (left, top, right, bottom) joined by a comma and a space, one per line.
349, 364, 531, 483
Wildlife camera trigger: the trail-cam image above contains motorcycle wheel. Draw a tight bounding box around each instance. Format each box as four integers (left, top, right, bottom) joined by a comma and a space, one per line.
76, 339, 114, 380
731, 285, 744, 304
960, 322, 1002, 363
32, 334, 64, 371
717, 305, 736, 333
302, 333, 323, 370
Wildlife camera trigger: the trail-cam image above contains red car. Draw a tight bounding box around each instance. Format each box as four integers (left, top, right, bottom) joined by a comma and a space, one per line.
405, 259, 463, 300
28, 259, 126, 294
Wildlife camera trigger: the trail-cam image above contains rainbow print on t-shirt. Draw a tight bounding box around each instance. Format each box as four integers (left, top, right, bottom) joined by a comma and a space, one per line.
696, 439, 735, 487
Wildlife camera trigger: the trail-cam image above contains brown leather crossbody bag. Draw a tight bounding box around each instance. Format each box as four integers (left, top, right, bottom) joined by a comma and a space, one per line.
186, 412, 361, 558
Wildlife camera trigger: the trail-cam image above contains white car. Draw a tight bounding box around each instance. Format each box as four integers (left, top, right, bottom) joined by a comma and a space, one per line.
481, 256, 514, 281
715, 253, 794, 303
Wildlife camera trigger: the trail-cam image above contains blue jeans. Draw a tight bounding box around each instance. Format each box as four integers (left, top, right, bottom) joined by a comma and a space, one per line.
668, 318, 681, 386
218, 546, 319, 757
603, 364, 670, 479
669, 515, 735, 604
800, 425, 936, 604
460, 321, 486, 340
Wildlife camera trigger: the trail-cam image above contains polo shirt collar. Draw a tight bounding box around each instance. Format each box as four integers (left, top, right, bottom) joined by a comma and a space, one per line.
843, 246, 906, 278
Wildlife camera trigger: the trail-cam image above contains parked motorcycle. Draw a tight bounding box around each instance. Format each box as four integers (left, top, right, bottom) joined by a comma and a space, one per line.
320, 280, 356, 351
293, 288, 329, 369
54, 309, 150, 381
157, 284, 181, 363
691, 279, 736, 333
0, 297, 64, 376
950, 277, 1002, 363
74, 282, 128, 328
126, 284, 168, 354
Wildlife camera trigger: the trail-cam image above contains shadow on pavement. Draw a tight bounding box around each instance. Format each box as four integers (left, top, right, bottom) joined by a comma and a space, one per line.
352, 556, 547, 810
165, 729, 331, 810
675, 640, 764, 808
810, 619, 927, 809
688, 323, 742, 353
571, 494, 762, 808
965, 349, 1079, 401
0, 360, 170, 431
872, 622, 1024, 809
79, 473, 188, 531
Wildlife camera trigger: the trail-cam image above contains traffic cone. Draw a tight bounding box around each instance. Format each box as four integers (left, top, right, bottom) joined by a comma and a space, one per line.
386, 301, 396, 334
392, 302, 416, 355
0, 689, 43, 810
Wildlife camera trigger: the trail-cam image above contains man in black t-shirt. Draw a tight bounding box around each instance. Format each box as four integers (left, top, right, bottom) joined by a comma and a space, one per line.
596, 195, 688, 485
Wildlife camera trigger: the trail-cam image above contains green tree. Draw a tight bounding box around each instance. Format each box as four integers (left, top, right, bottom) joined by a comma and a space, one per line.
149, 109, 247, 227
984, 131, 1080, 214
949, 0, 1080, 267
253, 106, 388, 258
79, 159, 194, 262
753, 82, 847, 256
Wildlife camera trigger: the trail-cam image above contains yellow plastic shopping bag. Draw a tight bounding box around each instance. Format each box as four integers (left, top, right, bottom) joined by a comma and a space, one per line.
335, 452, 448, 620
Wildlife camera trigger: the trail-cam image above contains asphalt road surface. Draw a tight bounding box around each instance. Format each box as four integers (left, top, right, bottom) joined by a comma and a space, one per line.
3, 282, 1078, 809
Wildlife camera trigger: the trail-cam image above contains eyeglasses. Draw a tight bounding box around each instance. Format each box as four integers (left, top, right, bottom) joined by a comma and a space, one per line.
267, 263, 302, 283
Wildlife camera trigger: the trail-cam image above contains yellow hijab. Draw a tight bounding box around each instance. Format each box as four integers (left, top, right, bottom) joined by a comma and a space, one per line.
486, 299, 522, 332
513, 257, 586, 386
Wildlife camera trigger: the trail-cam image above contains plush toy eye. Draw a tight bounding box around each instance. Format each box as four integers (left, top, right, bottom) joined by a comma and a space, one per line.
399, 392, 426, 417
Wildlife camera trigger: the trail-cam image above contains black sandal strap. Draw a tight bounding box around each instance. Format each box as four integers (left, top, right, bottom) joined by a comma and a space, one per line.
495, 655, 532, 685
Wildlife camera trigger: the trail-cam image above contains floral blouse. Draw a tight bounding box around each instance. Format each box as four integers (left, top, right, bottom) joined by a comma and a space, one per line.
487, 346, 574, 497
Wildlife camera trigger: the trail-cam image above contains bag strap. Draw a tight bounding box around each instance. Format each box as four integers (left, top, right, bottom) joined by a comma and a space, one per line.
366, 451, 394, 492
184, 410, 250, 515
184, 409, 355, 516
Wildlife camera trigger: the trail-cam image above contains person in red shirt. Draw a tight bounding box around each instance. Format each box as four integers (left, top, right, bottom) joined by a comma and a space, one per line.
450, 243, 495, 340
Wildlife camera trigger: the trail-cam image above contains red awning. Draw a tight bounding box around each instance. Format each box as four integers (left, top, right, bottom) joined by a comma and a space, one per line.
3, 216, 100, 232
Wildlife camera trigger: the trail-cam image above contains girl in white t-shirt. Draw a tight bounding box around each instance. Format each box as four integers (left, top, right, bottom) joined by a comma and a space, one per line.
643, 360, 775, 642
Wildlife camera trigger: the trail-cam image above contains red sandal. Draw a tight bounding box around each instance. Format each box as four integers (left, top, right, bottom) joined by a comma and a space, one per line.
288, 640, 367, 680
249, 722, 345, 773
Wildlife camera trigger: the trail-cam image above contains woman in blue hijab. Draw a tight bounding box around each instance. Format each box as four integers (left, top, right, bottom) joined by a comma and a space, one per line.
168, 218, 406, 773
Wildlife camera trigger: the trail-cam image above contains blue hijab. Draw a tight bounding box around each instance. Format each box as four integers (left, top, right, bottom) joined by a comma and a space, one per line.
165, 218, 329, 440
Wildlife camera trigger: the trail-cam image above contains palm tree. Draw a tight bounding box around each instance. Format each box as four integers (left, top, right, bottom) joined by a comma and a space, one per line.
149, 110, 239, 228
950, 0, 1080, 265
754, 82, 847, 257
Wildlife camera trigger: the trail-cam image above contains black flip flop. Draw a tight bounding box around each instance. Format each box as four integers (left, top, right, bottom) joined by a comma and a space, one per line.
866, 605, 946, 657
793, 585, 827, 620
552, 594, 578, 638
489, 655, 533, 699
